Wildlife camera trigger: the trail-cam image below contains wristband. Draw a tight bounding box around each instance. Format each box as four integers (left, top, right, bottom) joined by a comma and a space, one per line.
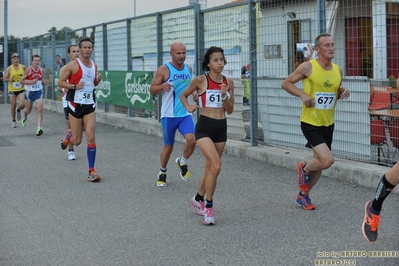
222, 94, 229, 101
71, 84, 76, 90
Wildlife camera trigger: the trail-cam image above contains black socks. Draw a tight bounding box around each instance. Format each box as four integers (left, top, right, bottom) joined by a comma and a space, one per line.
195, 192, 204, 202
371, 174, 395, 214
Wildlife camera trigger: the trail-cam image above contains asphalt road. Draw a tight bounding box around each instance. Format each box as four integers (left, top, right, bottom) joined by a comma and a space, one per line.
0, 103, 398, 266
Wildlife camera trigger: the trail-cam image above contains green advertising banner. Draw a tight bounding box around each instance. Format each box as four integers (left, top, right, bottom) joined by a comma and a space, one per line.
54, 70, 154, 110
96, 71, 154, 110
53, 70, 62, 98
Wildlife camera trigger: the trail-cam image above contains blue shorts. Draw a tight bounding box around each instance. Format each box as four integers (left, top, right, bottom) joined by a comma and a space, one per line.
161, 116, 195, 146
25, 90, 43, 102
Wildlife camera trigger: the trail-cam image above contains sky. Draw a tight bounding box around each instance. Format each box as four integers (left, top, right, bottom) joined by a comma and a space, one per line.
0, 0, 231, 38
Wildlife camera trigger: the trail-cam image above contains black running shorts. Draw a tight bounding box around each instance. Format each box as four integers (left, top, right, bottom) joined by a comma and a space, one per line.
8, 90, 25, 96
68, 103, 96, 119
195, 115, 227, 143
300, 121, 334, 150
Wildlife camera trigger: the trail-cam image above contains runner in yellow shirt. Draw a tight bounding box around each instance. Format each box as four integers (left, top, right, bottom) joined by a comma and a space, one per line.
281, 33, 350, 210
3, 53, 27, 128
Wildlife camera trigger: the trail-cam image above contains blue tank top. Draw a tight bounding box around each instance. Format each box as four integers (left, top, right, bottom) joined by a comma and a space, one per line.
161, 62, 192, 118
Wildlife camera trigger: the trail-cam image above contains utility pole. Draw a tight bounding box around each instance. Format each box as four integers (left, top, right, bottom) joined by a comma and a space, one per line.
3, 0, 8, 103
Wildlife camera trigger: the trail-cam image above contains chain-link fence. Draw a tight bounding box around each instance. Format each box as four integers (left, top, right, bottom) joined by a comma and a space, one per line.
3, 0, 399, 167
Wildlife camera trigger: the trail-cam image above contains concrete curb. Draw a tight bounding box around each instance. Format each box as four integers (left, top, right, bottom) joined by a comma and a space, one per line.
44, 99, 389, 190
224, 141, 387, 188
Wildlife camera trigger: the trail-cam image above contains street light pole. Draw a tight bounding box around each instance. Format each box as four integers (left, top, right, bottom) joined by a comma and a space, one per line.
3, 0, 8, 67
134, 0, 136, 17
4, 0, 8, 103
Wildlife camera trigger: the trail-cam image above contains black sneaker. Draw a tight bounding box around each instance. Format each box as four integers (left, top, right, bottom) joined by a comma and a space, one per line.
176, 157, 190, 180
157, 172, 167, 187
362, 201, 380, 242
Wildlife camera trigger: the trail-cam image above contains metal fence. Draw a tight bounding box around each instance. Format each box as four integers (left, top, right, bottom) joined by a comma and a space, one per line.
4, 0, 399, 167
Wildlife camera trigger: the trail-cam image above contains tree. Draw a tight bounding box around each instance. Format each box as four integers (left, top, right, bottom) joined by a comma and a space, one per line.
0, 35, 23, 68
90, 27, 96, 41
47, 26, 80, 41
0, 35, 23, 54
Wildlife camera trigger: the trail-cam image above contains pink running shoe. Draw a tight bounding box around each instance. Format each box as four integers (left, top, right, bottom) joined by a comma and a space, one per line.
190, 197, 204, 216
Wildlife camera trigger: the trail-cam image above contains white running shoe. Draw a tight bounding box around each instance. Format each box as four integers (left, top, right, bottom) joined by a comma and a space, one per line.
68, 151, 76, 161
11, 121, 16, 128
202, 207, 215, 225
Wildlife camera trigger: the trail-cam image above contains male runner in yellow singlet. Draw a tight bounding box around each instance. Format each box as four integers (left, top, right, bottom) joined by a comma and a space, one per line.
3, 53, 26, 128
281, 33, 350, 211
